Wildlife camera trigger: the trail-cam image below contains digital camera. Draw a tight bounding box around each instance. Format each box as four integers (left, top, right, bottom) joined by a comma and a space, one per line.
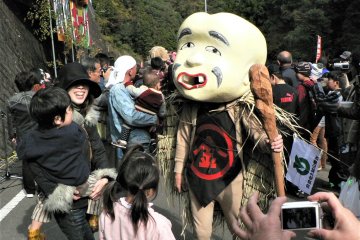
102, 66, 108, 72
281, 201, 322, 231
333, 61, 350, 70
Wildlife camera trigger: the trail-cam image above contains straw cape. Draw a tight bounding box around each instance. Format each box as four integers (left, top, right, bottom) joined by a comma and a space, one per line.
156, 89, 302, 234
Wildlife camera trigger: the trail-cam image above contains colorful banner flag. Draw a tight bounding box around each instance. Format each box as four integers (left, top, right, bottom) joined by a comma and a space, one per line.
52, 0, 67, 41
315, 35, 322, 63
286, 135, 322, 194
70, 0, 92, 48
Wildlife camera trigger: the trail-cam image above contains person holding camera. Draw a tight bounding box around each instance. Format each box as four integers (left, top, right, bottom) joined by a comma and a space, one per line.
232, 191, 360, 240
334, 51, 358, 84
323, 71, 349, 190
277, 51, 299, 87
81, 56, 102, 85
308, 192, 360, 240
95, 53, 111, 91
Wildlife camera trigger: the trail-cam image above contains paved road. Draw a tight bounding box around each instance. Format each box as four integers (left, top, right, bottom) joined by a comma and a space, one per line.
0, 157, 335, 240
0, 158, 231, 240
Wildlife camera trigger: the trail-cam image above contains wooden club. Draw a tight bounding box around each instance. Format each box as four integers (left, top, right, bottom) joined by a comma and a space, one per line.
249, 64, 285, 197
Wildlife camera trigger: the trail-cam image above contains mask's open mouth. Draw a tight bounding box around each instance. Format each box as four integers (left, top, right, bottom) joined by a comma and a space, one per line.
177, 72, 207, 90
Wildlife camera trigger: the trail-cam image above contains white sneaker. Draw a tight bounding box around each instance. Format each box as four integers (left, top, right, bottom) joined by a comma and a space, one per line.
23, 189, 34, 198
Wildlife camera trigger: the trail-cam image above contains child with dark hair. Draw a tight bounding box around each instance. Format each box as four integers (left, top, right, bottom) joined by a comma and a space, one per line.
325, 71, 347, 189
19, 87, 116, 240
112, 70, 166, 148
100, 145, 175, 240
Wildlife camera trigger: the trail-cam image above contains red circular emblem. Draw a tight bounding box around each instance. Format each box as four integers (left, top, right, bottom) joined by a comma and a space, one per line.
190, 123, 234, 180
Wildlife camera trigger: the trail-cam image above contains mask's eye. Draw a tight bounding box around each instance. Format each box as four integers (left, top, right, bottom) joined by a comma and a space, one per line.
180, 42, 195, 50
205, 46, 221, 56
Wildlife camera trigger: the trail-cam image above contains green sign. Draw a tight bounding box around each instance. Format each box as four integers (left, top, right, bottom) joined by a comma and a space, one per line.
293, 155, 310, 175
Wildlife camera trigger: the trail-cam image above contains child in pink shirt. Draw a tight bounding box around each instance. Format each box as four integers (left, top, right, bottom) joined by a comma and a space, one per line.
99, 145, 175, 240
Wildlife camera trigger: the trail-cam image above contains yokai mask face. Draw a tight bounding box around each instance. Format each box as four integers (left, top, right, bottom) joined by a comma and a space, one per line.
173, 12, 267, 102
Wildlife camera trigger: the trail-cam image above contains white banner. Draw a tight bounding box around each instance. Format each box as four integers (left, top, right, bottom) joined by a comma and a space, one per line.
286, 135, 322, 194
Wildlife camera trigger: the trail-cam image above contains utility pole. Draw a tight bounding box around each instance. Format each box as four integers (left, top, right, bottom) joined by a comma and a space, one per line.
48, 0, 58, 77
204, 0, 207, 12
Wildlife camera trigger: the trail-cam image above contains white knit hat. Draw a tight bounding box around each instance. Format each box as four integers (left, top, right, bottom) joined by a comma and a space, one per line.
106, 55, 136, 88
310, 63, 324, 80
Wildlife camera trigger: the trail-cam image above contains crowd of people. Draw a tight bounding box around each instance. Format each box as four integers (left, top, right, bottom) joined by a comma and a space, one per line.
268, 50, 360, 197
5, 38, 360, 240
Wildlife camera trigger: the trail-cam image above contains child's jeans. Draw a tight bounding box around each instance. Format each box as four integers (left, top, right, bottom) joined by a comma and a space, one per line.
54, 207, 95, 240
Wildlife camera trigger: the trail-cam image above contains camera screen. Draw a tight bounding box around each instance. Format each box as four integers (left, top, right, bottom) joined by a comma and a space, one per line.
282, 207, 317, 230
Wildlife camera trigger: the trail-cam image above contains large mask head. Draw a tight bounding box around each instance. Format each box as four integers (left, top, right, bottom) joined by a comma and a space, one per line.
173, 12, 267, 102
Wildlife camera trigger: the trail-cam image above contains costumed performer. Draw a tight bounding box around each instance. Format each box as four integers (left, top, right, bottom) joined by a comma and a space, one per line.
171, 12, 284, 239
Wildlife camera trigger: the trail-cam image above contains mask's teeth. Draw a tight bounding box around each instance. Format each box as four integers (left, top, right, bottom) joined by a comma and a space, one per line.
198, 76, 204, 83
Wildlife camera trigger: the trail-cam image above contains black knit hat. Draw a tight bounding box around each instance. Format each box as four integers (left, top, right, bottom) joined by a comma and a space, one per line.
57, 62, 101, 98
294, 61, 311, 77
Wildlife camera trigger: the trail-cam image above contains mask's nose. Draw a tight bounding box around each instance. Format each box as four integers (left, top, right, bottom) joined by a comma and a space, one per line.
186, 53, 205, 67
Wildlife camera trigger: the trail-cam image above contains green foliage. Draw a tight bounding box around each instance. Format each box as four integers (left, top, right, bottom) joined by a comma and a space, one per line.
25, 0, 360, 64
25, 0, 53, 41
25, 0, 96, 56
92, 0, 182, 59
336, 0, 360, 57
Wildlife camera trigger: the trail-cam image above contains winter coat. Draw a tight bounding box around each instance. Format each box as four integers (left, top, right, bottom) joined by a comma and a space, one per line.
6, 91, 37, 140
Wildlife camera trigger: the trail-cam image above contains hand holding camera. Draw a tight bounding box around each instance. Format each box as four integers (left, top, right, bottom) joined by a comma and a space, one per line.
234, 192, 296, 240
102, 66, 113, 81
307, 192, 360, 240
233, 191, 360, 240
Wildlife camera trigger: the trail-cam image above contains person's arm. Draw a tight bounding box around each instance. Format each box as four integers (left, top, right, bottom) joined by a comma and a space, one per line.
84, 124, 109, 170
17, 140, 54, 195
88, 168, 117, 200
241, 110, 283, 154
307, 192, 360, 240
85, 91, 110, 127
174, 106, 193, 192
337, 103, 360, 120
27, 161, 58, 197
296, 85, 312, 130
125, 81, 148, 98
234, 192, 296, 240
109, 84, 157, 127
158, 94, 166, 118
6, 100, 16, 141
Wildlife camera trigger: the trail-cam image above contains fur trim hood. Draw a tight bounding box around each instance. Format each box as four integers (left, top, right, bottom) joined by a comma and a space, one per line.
44, 168, 117, 213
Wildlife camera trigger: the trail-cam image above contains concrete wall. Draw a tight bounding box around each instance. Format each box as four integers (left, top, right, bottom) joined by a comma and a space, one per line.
0, 0, 46, 157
